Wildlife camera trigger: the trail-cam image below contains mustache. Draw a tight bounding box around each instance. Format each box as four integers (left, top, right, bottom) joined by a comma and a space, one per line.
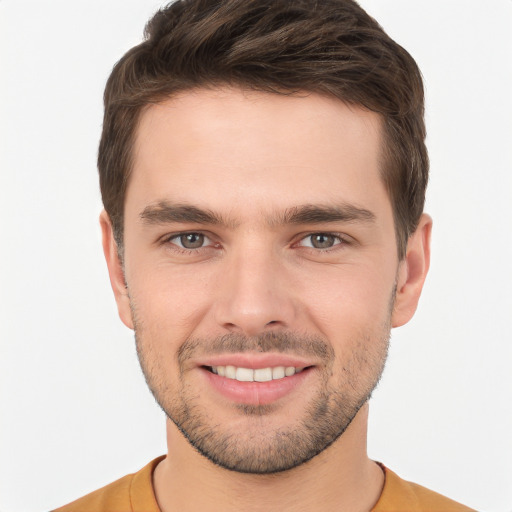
177, 331, 334, 366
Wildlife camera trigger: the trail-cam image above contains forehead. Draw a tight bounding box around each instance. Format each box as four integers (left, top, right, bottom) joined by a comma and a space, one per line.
128, 87, 387, 220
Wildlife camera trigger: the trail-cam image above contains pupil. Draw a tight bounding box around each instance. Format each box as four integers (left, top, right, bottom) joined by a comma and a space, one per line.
312, 234, 334, 248
181, 233, 204, 248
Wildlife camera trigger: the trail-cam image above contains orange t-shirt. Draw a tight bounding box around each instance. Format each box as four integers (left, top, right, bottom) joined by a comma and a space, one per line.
52, 457, 475, 511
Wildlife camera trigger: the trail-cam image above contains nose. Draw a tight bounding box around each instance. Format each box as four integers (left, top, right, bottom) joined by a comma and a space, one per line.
213, 245, 296, 337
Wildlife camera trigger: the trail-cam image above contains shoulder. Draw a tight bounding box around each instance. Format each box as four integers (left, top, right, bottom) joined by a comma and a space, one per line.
373, 465, 476, 512
51, 456, 164, 512
52, 474, 133, 512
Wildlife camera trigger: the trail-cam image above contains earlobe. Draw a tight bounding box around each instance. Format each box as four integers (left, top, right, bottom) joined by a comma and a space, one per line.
99, 210, 134, 330
391, 213, 432, 328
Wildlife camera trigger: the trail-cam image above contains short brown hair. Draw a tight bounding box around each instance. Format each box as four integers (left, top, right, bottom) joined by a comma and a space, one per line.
99, 0, 428, 259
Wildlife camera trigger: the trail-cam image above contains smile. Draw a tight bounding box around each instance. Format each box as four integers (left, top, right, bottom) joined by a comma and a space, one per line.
210, 365, 305, 382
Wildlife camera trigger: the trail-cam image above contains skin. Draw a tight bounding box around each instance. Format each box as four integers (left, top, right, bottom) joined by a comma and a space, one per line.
101, 87, 431, 511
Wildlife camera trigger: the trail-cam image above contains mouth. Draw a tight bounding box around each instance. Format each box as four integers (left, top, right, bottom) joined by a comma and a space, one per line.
199, 359, 315, 406
206, 365, 306, 382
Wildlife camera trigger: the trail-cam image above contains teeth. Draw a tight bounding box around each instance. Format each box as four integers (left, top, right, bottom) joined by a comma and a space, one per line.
236, 367, 254, 382
285, 366, 296, 377
272, 366, 285, 379
225, 365, 236, 379
210, 365, 305, 382
254, 367, 272, 382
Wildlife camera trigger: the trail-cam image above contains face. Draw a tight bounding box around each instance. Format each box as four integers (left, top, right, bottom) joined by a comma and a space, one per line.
102, 88, 430, 474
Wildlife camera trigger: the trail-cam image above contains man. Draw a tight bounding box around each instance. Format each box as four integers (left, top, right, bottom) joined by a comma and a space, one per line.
54, 0, 474, 510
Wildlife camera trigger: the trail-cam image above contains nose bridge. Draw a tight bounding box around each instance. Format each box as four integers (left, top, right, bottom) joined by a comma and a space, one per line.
214, 238, 293, 335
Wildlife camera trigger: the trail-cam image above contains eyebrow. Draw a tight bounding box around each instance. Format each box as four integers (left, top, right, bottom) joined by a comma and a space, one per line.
140, 203, 236, 227
139, 201, 376, 228
277, 203, 376, 225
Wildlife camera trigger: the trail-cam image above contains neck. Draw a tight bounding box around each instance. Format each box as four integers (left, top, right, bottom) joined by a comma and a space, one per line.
153, 403, 384, 512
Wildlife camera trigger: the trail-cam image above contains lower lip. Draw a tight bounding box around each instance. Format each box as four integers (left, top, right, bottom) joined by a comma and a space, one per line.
202, 367, 312, 406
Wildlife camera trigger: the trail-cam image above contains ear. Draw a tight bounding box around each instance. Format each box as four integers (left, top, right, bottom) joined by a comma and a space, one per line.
391, 213, 432, 328
99, 210, 134, 330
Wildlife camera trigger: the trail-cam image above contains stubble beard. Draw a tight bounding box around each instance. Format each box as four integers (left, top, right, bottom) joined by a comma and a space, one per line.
132, 300, 393, 475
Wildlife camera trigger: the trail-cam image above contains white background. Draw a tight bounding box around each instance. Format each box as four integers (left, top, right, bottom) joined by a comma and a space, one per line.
1, 1, 511, 511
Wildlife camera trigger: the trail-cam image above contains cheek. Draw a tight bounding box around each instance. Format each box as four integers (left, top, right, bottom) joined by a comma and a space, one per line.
128, 261, 215, 339
301, 264, 395, 334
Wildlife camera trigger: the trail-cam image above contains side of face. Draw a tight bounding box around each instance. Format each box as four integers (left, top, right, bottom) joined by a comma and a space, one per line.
100, 88, 431, 473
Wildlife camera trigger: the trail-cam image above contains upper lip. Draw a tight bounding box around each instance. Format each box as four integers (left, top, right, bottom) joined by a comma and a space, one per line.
195, 353, 317, 370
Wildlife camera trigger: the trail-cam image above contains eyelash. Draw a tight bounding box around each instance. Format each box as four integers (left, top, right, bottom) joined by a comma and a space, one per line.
161, 231, 350, 255
296, 233, 348, 251
162, 232, 217, 255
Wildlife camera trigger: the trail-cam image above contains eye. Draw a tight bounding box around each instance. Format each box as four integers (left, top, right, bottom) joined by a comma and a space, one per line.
171, 232, 210, 249
299, 233, 342, 249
